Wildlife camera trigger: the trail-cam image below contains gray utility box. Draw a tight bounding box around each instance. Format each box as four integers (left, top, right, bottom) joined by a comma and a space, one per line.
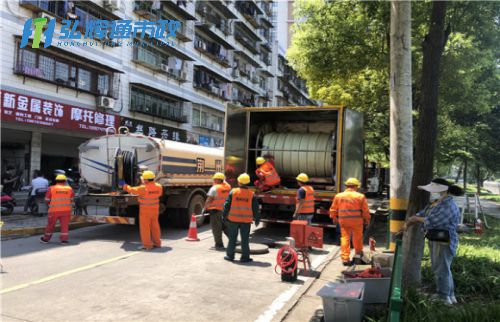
316, 282, 364, 322
342, 268, 392, 304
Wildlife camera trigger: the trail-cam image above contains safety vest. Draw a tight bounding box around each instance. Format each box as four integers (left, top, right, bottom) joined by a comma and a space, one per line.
296, 185, 315, 214
47, 184, 73, 213
207, 182, 231, 211
138, 182, 163, 210
332, 190, 365, 222
228, 188, 254, 223
258, 162, 280, 186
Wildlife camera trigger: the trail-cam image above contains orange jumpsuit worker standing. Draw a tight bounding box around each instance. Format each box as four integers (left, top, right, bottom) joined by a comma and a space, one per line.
121, 171, 163, 250
329, 178, 371, 266
40, 174, 74, 244
254, 156, 280, 192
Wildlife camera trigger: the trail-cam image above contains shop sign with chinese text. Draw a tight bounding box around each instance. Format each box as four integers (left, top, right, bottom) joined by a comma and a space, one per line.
0, 90, 120, 134
121, 117, 187, 142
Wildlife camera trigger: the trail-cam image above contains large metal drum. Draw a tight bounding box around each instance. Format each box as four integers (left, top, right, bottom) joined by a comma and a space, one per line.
261, 132, 334, 177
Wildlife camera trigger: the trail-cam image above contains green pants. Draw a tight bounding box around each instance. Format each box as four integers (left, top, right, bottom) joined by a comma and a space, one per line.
210, 210, 225, 247
226, 221, 251, 260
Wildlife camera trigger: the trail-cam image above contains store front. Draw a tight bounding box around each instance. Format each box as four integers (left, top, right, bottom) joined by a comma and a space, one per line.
1, 89, 120, 185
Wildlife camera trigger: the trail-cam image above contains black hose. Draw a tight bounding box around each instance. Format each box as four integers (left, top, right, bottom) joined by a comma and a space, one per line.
121, 150, 138, 186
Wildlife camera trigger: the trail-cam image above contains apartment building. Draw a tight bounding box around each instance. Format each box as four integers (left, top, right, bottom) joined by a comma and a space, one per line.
0, 0, 313, 181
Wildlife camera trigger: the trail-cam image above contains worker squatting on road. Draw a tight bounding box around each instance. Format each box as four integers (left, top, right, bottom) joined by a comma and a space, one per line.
204, 172, 231, 250
254, 156, 280, 192
40, 174, 74, 244
293, 173, 315, 224
121, 171, 163, 250
329, 178, 371, 266
223, 173, 260, 262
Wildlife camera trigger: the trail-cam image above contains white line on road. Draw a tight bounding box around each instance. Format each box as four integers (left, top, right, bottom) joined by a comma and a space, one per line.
1, 252, 140, 294
254, 246, 335, 322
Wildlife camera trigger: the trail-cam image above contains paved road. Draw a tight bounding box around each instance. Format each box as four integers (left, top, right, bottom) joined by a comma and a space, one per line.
1, 223, 338, 322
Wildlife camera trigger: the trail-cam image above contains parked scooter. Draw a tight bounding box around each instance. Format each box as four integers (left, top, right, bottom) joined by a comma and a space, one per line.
27, 188, 48, 216
1, 193, 16, 215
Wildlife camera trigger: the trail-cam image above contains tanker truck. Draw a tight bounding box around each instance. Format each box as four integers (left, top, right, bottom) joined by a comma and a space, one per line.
224, 104, 364, 228
78, 127, 224, 228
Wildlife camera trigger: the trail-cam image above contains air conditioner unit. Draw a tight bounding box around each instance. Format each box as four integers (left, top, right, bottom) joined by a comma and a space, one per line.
36, 12, 55, 20
97, 96, 115, 109
180, 71, 188, 80
232, 69, 240, 78
161, 64, 169, 72
103, 0, 119, 11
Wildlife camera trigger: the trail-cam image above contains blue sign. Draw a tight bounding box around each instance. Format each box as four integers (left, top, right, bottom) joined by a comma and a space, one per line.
21, 18, 180, 49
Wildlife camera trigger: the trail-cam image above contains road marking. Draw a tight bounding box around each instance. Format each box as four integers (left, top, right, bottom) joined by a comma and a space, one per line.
254, 246, 335, 322
1, 252, 139, 295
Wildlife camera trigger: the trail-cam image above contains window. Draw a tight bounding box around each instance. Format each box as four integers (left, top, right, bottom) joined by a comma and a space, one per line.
130, 86, 186, 122
201, 111, 208, 127
39, 55, 55, 81
15, 46, 116, 97
192, 108, 201, 126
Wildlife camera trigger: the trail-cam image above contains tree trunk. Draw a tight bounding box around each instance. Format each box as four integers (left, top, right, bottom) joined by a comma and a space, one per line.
463, 156, 468, 192
476, 163, 481, 194
455, 163, 463, 183
388, 1, 413, 250
402, 1, 450, 289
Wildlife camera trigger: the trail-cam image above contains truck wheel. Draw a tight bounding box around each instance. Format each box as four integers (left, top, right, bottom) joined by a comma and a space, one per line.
179, 194, 206, 228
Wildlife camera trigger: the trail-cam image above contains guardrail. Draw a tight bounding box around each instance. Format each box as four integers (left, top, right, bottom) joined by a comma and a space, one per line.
388, 239, 403, 322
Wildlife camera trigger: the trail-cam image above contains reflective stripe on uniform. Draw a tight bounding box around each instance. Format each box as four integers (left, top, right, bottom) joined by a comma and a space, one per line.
228, 188, 254, 223
339, 215, 363, 219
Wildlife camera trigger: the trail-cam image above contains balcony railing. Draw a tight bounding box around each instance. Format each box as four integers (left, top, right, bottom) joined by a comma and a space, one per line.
194, 36, 232, 67
234, 30, 259, 54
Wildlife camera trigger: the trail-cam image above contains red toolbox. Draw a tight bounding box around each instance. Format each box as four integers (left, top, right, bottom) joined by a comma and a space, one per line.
290, 220, 308, 247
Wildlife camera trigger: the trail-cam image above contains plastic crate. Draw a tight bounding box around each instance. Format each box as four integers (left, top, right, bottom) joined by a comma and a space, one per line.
316, 282, 364, 322
342, 268, 392, 303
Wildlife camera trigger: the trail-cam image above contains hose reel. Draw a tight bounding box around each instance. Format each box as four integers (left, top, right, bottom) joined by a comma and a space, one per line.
114, 149, 139, 188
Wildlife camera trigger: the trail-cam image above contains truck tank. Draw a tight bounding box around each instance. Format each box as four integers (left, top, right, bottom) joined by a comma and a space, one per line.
79, 132, 224, 191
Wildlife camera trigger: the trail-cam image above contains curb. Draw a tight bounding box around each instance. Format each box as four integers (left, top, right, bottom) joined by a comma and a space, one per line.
1, 222, 99, 238
272, 246, 341, 322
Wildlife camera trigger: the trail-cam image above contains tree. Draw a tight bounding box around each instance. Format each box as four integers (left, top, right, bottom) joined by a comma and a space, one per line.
403, 1, 450, 288
389, 0, 413, 252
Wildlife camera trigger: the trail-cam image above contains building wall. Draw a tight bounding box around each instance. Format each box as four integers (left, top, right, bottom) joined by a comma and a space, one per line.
0, 0, 315, 182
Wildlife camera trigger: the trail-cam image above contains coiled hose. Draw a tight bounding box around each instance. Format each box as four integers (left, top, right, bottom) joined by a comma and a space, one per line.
114, 150, 138, 188
275, 245, 298, 274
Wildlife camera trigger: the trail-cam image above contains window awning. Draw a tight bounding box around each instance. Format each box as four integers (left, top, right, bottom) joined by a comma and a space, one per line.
14, 35, 124, 73
130, 82, 191, 102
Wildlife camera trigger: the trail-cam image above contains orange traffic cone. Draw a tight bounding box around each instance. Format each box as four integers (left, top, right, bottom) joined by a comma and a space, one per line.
185, 214, 200, 241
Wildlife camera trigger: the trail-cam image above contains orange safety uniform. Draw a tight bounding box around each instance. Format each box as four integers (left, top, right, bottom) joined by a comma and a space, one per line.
207, 182, 231, 211
227, 188, 255, 223
125, 181, 163, 249
43, 183, 74, 242
296, 185, 315, 214
329, 188, 371, 262
255, 161, 280, 190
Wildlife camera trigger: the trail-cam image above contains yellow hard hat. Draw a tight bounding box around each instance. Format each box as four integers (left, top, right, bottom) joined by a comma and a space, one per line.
142, 171, 156, 180
213, 172, 225, 180
256, 157, 265, 165
296, 173, 309, 183
55, 174, 67, 181
237, 173, 250, 185
345, 177, 361, 186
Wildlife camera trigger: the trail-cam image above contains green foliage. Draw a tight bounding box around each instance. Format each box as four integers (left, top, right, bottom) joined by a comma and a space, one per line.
288, 0, 500, 170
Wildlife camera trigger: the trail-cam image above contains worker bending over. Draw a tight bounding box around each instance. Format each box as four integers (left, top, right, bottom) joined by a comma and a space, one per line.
223, 173, 260, 262
293, 173, 315, 223
204, 172, 231, 250
329, 178, 371, 266
40, 175, 74, 244
121, 171, 163, 250
254, 156, 280, 192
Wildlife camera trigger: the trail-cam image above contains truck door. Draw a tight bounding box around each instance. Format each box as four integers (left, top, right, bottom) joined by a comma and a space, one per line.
340, 108, 364, 191
224, 103, 249, 187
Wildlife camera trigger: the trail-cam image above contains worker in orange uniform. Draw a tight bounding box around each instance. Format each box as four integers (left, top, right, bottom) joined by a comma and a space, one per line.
120, 171, 163, 250
204, 172, 231, 250
223, 173, 260, 262
293, 173, 315, 224
254, 156, 280, 192
329, 178, 371, 266
40, 174, 74, 245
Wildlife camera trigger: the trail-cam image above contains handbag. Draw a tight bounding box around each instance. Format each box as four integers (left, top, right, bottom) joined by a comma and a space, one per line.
425, 229, 450, 242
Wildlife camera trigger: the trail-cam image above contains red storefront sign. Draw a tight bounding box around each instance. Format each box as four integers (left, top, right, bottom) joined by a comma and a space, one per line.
0, 90, 120, 134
